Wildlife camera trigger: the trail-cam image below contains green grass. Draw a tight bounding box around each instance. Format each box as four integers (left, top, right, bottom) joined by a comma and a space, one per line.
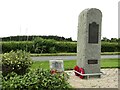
101, 52, 120, 55
30, 53, 76, 56
0, 52, 119, 57
31, 58, 119, 70
30, 52, 120, 56
101, 58, 118, 68
31, 61, 50, 70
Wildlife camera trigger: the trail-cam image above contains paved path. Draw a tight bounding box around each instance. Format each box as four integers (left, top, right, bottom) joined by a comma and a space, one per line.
31, 55, 119, 61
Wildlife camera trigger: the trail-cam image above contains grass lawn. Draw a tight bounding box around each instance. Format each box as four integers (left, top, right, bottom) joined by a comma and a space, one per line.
31, 58, 119, 70
30, 53, 76, 56
0, 52, 119, 57
30, 52, 120, 56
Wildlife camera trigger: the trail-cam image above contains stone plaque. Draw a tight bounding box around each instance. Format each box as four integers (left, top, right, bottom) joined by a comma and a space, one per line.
49, 60, 64, 72
88, 60, 98, 64
88, 22, 99, 43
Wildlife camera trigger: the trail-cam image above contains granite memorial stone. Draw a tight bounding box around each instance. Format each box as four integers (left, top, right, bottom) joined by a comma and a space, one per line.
77, 8, 102, 78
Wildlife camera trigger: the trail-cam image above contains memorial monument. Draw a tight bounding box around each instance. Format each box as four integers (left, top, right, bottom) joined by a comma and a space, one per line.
74, 8, 102, 78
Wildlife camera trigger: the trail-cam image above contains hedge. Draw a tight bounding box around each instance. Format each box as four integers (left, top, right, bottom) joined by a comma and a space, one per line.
101, 42, 118, 52
1, 41, 119, 53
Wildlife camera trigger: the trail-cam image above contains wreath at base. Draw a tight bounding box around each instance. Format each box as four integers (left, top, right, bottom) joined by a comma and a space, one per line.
74, 66, 85, 79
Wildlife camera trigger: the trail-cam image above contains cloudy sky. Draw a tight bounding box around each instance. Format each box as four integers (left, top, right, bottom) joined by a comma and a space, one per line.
0, 0, 119, 40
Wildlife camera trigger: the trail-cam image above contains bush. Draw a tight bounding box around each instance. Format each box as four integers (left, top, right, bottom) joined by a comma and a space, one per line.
2, 50, 33, 76
2, 68, 71, 90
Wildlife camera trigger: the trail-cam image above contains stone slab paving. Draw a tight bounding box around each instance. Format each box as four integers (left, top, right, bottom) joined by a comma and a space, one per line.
65, 68, 118, 88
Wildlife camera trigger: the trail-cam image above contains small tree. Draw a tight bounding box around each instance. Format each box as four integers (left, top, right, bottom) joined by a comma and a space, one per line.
33, 37, 46, 53
33, 37, 56, 53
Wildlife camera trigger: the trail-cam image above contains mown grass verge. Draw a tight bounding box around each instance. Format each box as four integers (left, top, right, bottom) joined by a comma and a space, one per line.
31, 58, 119, 70
101, 52, 120, 55
30, 52, 120, 56
30, 53, 76, 56
0, 52, 119, 57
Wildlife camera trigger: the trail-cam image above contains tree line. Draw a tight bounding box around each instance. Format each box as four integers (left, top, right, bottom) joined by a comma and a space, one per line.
102, 37, 120, 42
1, 35, 72, 42
1, 35, 120, 42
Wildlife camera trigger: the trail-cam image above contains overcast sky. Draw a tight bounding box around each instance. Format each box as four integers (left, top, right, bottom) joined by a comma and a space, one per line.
0, 0, 119, 40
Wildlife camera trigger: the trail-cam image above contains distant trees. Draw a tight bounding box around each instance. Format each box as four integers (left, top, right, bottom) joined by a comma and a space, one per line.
110, 38, 118, 42
102, 37, 119, 42
1, 35, 73, 42
102, 37, 110, 42
2, 35, 119, 42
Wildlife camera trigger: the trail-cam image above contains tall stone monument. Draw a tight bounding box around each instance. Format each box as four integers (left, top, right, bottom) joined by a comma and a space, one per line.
77, 8, 102, 78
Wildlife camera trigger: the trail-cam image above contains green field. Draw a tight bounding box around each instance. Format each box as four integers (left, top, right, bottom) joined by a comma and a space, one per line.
31, 58, 119, 70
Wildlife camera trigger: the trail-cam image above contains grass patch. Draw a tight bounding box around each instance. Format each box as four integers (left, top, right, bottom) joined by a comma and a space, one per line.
0, 52, 119, 57
30, 52, 120, 56
30, 53, 76, 56
101, 58, 118, 68
31, 61, 49, 70
31, 58, 119, 70
101, 52, 120, 55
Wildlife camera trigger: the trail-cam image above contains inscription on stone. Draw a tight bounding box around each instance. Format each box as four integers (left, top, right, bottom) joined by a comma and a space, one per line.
88, 60, 98, 64
53, 62, 61, 69
49, 60, 64, 72
88, 22, 99, 43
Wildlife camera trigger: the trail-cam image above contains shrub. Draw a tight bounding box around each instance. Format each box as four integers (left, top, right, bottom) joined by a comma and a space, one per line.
2, 68, 71, 90
2, 50, 33, 76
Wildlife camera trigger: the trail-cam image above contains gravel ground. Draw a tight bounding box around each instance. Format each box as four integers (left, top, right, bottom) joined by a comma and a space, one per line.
65, 68, 118, 88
